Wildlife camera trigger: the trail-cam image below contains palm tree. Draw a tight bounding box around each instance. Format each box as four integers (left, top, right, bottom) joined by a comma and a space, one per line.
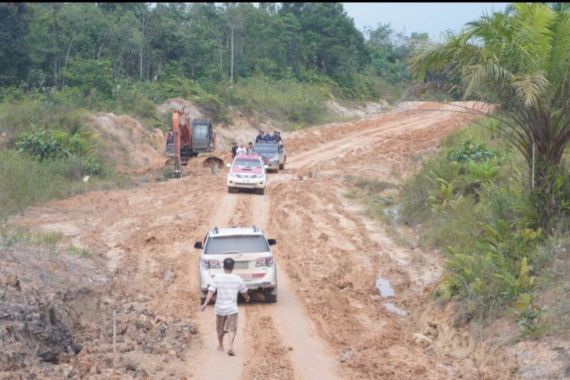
410, 3, 570, 231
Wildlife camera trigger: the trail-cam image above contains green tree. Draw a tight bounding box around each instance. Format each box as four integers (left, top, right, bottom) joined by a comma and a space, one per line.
0, 3, 29, 86
410, 3, 570, 231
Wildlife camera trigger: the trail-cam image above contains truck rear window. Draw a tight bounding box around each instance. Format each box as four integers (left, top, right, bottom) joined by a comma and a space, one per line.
254, 144, 278, 153
204, 236, 270, 254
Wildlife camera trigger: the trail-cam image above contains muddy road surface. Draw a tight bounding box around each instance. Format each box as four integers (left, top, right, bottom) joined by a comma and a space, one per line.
9, 101, 515, 379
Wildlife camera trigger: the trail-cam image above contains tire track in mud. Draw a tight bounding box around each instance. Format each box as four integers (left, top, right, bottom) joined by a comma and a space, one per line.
242, 193, 296, 380
244, 184, 342, 380
189, 190, 294, 380
186, 191, 248, 380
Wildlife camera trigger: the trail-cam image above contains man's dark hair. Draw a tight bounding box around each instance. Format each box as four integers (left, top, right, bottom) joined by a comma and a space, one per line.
223, 257, 235, 270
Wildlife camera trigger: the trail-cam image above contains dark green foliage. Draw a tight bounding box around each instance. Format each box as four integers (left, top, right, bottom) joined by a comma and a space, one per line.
63, 59, 114, 97
16, 128, 72, 161
0, 3, 422, 100
0, 3, 29, 87
447, 140, 496, 163
16, 127, 90, 161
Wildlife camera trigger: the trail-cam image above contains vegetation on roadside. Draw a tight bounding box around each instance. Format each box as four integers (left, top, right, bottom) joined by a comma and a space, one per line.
397, 119, 569, 336
411, 3, 570, 233
347, 110, 569, 338
395, 2, 570, 336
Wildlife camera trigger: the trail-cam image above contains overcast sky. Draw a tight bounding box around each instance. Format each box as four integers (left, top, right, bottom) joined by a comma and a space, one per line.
343, 3, 511, 42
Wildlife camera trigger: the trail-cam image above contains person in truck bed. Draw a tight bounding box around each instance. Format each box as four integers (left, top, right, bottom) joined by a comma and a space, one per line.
272, 131, 282, 143
262, 131, 273, 142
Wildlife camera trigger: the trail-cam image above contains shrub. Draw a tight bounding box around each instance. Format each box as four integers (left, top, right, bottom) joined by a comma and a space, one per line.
16, 127, 91, 162
447, 140, 497, 163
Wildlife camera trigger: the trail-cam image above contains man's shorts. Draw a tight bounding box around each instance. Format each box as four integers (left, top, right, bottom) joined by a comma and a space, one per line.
216, 313, 238, 338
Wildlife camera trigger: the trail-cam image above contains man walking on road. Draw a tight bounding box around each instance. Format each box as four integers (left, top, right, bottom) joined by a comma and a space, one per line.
201, 258, 250, 356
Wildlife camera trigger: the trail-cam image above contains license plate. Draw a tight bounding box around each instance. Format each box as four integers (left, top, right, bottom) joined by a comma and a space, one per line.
234, 261, 249, 269
239, 273, 252, 281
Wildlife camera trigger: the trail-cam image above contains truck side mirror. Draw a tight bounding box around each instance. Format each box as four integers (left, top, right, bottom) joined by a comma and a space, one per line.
267, 239, 277, 246
194, 241, 203, 249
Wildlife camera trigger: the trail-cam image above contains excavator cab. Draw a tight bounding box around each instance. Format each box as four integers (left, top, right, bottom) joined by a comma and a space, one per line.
190, 119, 215, 153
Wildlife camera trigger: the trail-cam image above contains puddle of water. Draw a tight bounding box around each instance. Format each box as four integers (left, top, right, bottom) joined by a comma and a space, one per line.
376, 277, 395, 298
384, 302, 407, 317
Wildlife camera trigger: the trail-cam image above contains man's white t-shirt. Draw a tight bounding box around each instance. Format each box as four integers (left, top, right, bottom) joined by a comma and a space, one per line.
208, 273, 247, 316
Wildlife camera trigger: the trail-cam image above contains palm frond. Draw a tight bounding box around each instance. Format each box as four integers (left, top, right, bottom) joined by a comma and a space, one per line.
511, 72, 550, 107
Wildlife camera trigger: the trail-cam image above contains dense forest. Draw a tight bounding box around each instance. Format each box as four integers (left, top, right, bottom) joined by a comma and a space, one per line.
0, 2, 429, 99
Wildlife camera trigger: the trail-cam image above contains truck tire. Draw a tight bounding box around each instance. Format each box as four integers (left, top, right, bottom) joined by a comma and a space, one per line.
266, 294, 277, 303
200, 296, 206, 305
279, 162, 285, 170
258, 188, 265, 195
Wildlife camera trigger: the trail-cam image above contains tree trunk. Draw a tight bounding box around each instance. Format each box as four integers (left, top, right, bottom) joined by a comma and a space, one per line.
139, 14, 146, 80
230, 25, 234, 85
97, 33, 112, 60
531, 152, 563, 233
51, 5, 60, 88
62, 35, 76, 89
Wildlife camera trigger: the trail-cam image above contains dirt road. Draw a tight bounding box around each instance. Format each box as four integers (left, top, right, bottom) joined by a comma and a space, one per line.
11, 101, 514, 379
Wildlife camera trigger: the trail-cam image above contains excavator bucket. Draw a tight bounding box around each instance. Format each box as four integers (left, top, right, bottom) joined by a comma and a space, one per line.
202, 156, 224, 169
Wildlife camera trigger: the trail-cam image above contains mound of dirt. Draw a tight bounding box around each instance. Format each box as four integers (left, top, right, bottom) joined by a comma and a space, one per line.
88, 113, 166, 175
0, 235, 196, 379
157, 98, 203, 120
327, 100, 389, 118
0, 243, 107, 377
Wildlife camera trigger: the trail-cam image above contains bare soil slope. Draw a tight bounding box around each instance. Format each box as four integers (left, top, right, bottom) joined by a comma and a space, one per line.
5, 101, 517, 379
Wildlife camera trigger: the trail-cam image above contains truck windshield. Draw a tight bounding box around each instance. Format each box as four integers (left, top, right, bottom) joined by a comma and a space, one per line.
233, 159, 262, 168
204, 235, 270, 254
254, 144, 278, 154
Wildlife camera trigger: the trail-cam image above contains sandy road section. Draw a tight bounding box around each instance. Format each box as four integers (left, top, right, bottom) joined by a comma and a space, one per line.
8, 101, 514, 379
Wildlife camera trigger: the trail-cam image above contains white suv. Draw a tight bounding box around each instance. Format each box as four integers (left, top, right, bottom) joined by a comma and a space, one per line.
226, 154, 267, 195
194, 226, 278, 303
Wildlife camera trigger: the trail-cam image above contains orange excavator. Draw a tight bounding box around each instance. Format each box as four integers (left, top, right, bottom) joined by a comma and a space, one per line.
165, 109, 224, 178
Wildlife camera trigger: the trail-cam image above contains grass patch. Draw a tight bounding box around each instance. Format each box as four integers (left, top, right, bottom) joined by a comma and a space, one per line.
65, 245, 92, 258
0, 225, 92, 258
0, 150, 131, 218
0, 225, 62, 249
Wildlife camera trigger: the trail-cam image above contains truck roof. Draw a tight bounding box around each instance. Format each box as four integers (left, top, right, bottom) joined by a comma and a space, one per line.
234, 154, 262, 160
191, 119, 212, 126
208, 226, 265, 237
